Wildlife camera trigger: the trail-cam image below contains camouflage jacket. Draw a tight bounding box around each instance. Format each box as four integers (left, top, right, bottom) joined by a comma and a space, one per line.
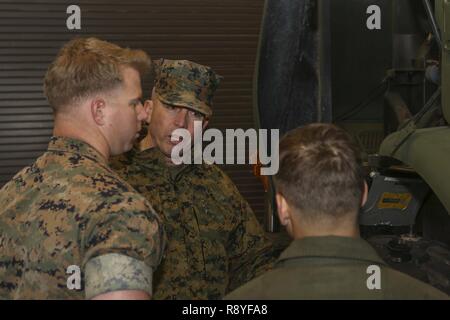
0, 137, 165, 299
225, 236, 449, 299
110, 147, 276, 299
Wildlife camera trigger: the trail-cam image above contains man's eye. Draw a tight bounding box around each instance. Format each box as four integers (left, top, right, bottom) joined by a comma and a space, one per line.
192, 111, 204, 119
130, 100, 142, 108
165, 104, 176, 110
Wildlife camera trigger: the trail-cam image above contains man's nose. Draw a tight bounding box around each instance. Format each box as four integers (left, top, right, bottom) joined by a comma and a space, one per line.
174, 109, 188, 128
136, 104, 148, 121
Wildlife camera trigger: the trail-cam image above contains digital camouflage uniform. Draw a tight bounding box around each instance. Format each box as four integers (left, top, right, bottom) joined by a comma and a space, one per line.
110, 59, 276, 299
111, 147, 275, 300
225, 236, 449, 300
0, 137, 165, 299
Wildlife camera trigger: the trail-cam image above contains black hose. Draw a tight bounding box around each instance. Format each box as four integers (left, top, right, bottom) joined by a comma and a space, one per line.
334, 81, 388, 122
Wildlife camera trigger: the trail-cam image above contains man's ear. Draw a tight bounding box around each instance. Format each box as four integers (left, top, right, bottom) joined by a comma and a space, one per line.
144, 99, 153, 124
276, 193, 291, 227
91, 98, 106, 125
361, 180, 369, 207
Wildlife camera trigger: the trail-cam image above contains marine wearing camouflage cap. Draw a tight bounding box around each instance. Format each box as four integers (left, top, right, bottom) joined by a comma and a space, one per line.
110, 58, 276, 299
110, 146, 277, 299
153, 59, 222, 117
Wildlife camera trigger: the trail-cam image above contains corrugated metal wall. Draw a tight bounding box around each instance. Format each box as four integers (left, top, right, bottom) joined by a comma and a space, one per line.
0, 0, 267, 218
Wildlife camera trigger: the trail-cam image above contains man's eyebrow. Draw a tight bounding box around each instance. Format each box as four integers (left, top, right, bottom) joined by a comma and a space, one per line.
128, 96, 142, 105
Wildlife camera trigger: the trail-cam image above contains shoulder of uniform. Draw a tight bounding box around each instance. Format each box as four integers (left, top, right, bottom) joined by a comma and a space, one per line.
64, 158, 154, 214
225, 272, 269, 299
382, 266, 449, 299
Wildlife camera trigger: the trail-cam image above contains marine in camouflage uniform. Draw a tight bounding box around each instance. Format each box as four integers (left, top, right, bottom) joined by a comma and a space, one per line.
0, 137, 164, 299
0, 38, 165, 299
110, 59, 276, 299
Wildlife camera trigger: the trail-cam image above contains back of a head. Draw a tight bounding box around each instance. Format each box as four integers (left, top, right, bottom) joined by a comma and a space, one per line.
43, 37, 151, 113
274, 123, 365, 224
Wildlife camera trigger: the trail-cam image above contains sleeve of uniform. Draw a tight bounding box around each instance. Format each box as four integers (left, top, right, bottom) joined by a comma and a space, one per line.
218, 170, 277, 292
81, 193, 165, 299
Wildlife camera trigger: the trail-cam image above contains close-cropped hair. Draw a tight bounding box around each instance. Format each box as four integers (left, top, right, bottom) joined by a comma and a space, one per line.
274, 123, 365, 222
44, 37, 151, 112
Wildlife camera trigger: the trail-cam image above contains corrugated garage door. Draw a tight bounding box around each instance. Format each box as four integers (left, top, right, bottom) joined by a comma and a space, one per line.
0, 0, 267, 220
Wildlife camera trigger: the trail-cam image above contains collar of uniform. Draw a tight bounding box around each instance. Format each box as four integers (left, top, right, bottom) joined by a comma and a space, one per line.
134, 146, 194, 178
277, 236, 386, 266
133, 147, 173, 168
47, 136, 107, 165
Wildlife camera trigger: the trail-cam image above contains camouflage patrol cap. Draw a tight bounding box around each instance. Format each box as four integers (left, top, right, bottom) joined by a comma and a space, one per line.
153, 59, 222, 117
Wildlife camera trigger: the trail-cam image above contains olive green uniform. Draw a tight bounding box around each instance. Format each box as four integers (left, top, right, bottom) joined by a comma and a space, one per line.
225, 236, 449, 299
0, 137, 165, 299
110, 147, 276, 299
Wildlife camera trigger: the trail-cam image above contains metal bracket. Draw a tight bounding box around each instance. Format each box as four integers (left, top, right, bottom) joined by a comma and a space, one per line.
443, 0, 450, 50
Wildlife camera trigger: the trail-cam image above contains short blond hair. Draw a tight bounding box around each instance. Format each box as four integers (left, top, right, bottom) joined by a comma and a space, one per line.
44, 37, 151, 111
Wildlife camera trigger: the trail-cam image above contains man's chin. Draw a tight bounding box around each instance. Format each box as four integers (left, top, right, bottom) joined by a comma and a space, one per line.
119, 141, 134, 154
162, 146, 174, 159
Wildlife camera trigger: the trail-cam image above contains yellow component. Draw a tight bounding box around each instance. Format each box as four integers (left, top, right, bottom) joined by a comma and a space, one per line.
377, 192, 412, 210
